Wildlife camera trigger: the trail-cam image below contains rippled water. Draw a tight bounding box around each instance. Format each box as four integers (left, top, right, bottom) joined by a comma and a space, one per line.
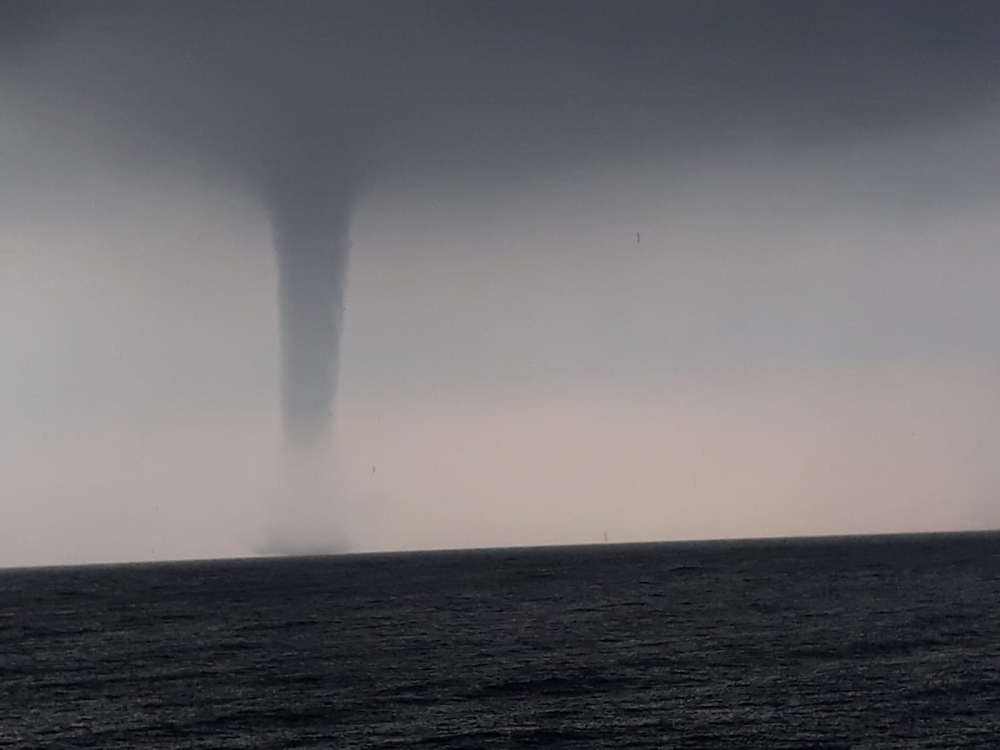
3, 533, 1000, 748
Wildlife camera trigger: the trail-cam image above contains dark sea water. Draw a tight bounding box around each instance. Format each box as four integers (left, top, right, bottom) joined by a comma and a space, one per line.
3, 533, 1000, 748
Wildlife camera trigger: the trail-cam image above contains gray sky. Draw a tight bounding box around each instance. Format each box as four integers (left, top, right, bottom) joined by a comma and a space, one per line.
2, 1, 1000, 566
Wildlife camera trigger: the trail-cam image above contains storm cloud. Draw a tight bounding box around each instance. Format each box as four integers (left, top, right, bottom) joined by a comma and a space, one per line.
6, 1, 1000, 182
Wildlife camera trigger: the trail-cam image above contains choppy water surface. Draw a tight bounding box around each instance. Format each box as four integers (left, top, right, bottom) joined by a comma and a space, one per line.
3, 533, 1000, 748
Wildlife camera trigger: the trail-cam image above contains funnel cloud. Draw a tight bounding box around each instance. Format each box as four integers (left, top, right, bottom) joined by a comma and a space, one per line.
267, 172, 355, 448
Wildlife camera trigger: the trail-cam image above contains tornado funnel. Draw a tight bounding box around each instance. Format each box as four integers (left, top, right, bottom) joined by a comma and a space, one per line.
267, 175, 355, 450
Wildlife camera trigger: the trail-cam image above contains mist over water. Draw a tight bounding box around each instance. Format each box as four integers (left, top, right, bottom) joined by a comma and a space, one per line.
261, 440, 349, 556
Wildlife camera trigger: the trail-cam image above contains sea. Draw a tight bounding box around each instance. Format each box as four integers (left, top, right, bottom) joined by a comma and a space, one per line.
3, 532, 1000, 748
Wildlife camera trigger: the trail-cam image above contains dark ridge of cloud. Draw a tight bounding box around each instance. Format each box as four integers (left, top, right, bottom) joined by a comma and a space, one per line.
3, 1, 999, 187
0, 1, 67, 51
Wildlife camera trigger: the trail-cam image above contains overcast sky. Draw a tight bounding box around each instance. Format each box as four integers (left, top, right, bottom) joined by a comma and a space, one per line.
2, 1, 1000, 566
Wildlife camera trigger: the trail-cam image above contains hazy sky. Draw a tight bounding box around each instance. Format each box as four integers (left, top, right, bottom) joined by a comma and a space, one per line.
3, 1, 1000, 566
